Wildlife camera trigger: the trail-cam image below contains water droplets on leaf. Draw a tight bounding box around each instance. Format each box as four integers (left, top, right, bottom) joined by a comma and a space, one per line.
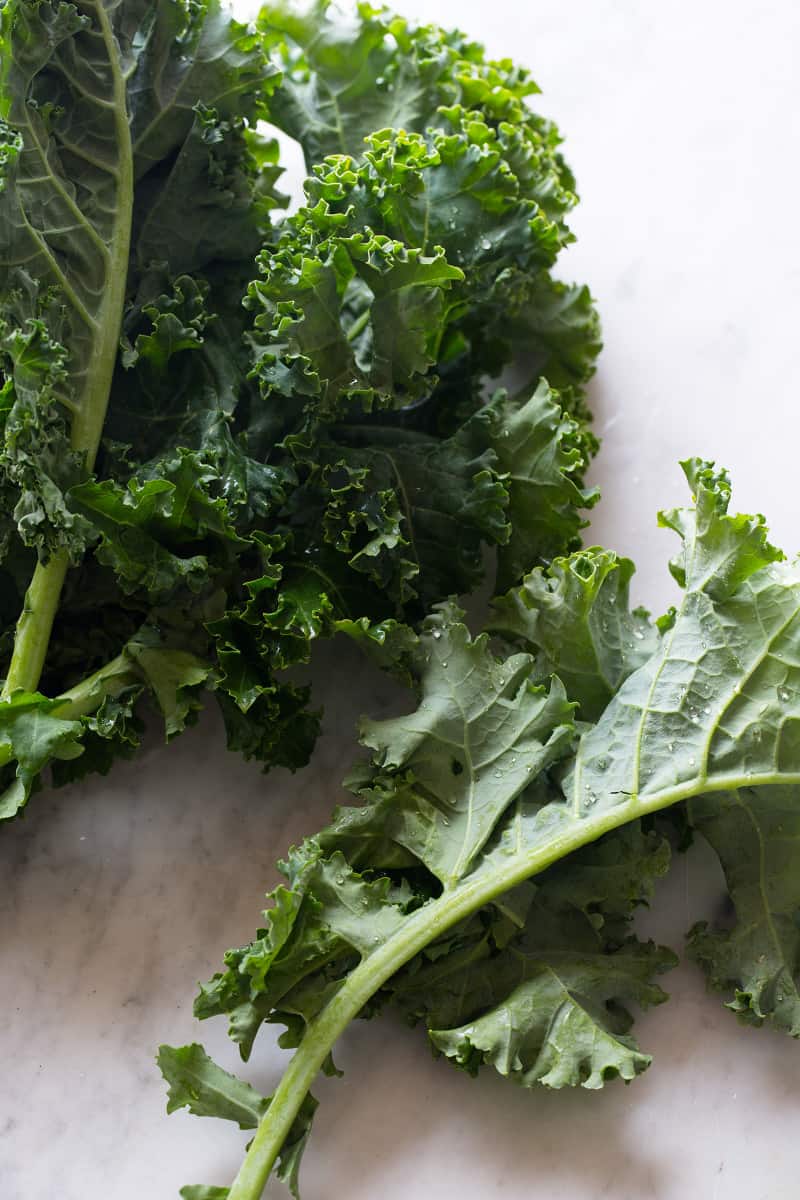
777, 685, 791, 704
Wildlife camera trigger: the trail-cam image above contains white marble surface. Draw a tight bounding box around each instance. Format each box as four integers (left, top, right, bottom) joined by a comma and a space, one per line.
3, 1, 800, 1197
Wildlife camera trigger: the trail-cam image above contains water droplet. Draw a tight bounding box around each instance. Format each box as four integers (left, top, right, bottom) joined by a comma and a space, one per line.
689, 756, 696, 767
633, 628, 645, 641
753, 727, 762, 743
778, 685, 791, 703
703, 705, 711, 715
441, 660, 448, 668
584, 788, 597, 808
480, 237, 491, 250
667, 742, 675, 753
758, 954, 766, 964
372, 936, 380, 944
361, 897, 369, 908
432, 630, 442, 640
601, 619, 609, 634
336, 874, 345, 885
442, 816, 450, 826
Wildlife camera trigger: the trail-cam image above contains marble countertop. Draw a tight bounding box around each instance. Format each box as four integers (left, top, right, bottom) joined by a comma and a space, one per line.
3, 2, 800, 1197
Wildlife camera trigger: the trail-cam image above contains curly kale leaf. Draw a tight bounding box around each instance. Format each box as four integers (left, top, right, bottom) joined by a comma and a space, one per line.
0, 0, 601, 812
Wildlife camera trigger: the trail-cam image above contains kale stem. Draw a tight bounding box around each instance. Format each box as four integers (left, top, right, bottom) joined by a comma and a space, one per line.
50, 652, 139, 719
2, 551, 69, 697
226, 815, 612, 1200
345, 307, 371, 343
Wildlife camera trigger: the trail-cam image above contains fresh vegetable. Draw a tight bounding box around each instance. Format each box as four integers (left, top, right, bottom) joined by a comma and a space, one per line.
161, 460, 800, 1198
0, 0, 599, 818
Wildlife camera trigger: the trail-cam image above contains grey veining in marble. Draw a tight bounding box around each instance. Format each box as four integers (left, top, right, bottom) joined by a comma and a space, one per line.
3, 2, 800, 1198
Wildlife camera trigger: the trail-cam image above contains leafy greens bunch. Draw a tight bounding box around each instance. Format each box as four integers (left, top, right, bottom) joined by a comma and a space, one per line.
0, 0, 600, 818
163, 460, 800, 1200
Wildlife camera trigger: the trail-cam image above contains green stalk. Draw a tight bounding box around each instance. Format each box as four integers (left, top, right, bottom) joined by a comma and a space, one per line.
2, 551, 69, 696
1, 5, 134, 700
50, 653, 139, 719
227, 766, 799, 1199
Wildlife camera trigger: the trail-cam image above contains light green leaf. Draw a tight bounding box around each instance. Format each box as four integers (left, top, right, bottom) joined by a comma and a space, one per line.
125, 630, 212, 738
431, 938, 671, 1089
568, 459, 793, 815
687, 785, 800, 1034
159, 1043, 269, 1129
491, 548, 656, 721
0, 690, 83, 817
357, 604, 575, 885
